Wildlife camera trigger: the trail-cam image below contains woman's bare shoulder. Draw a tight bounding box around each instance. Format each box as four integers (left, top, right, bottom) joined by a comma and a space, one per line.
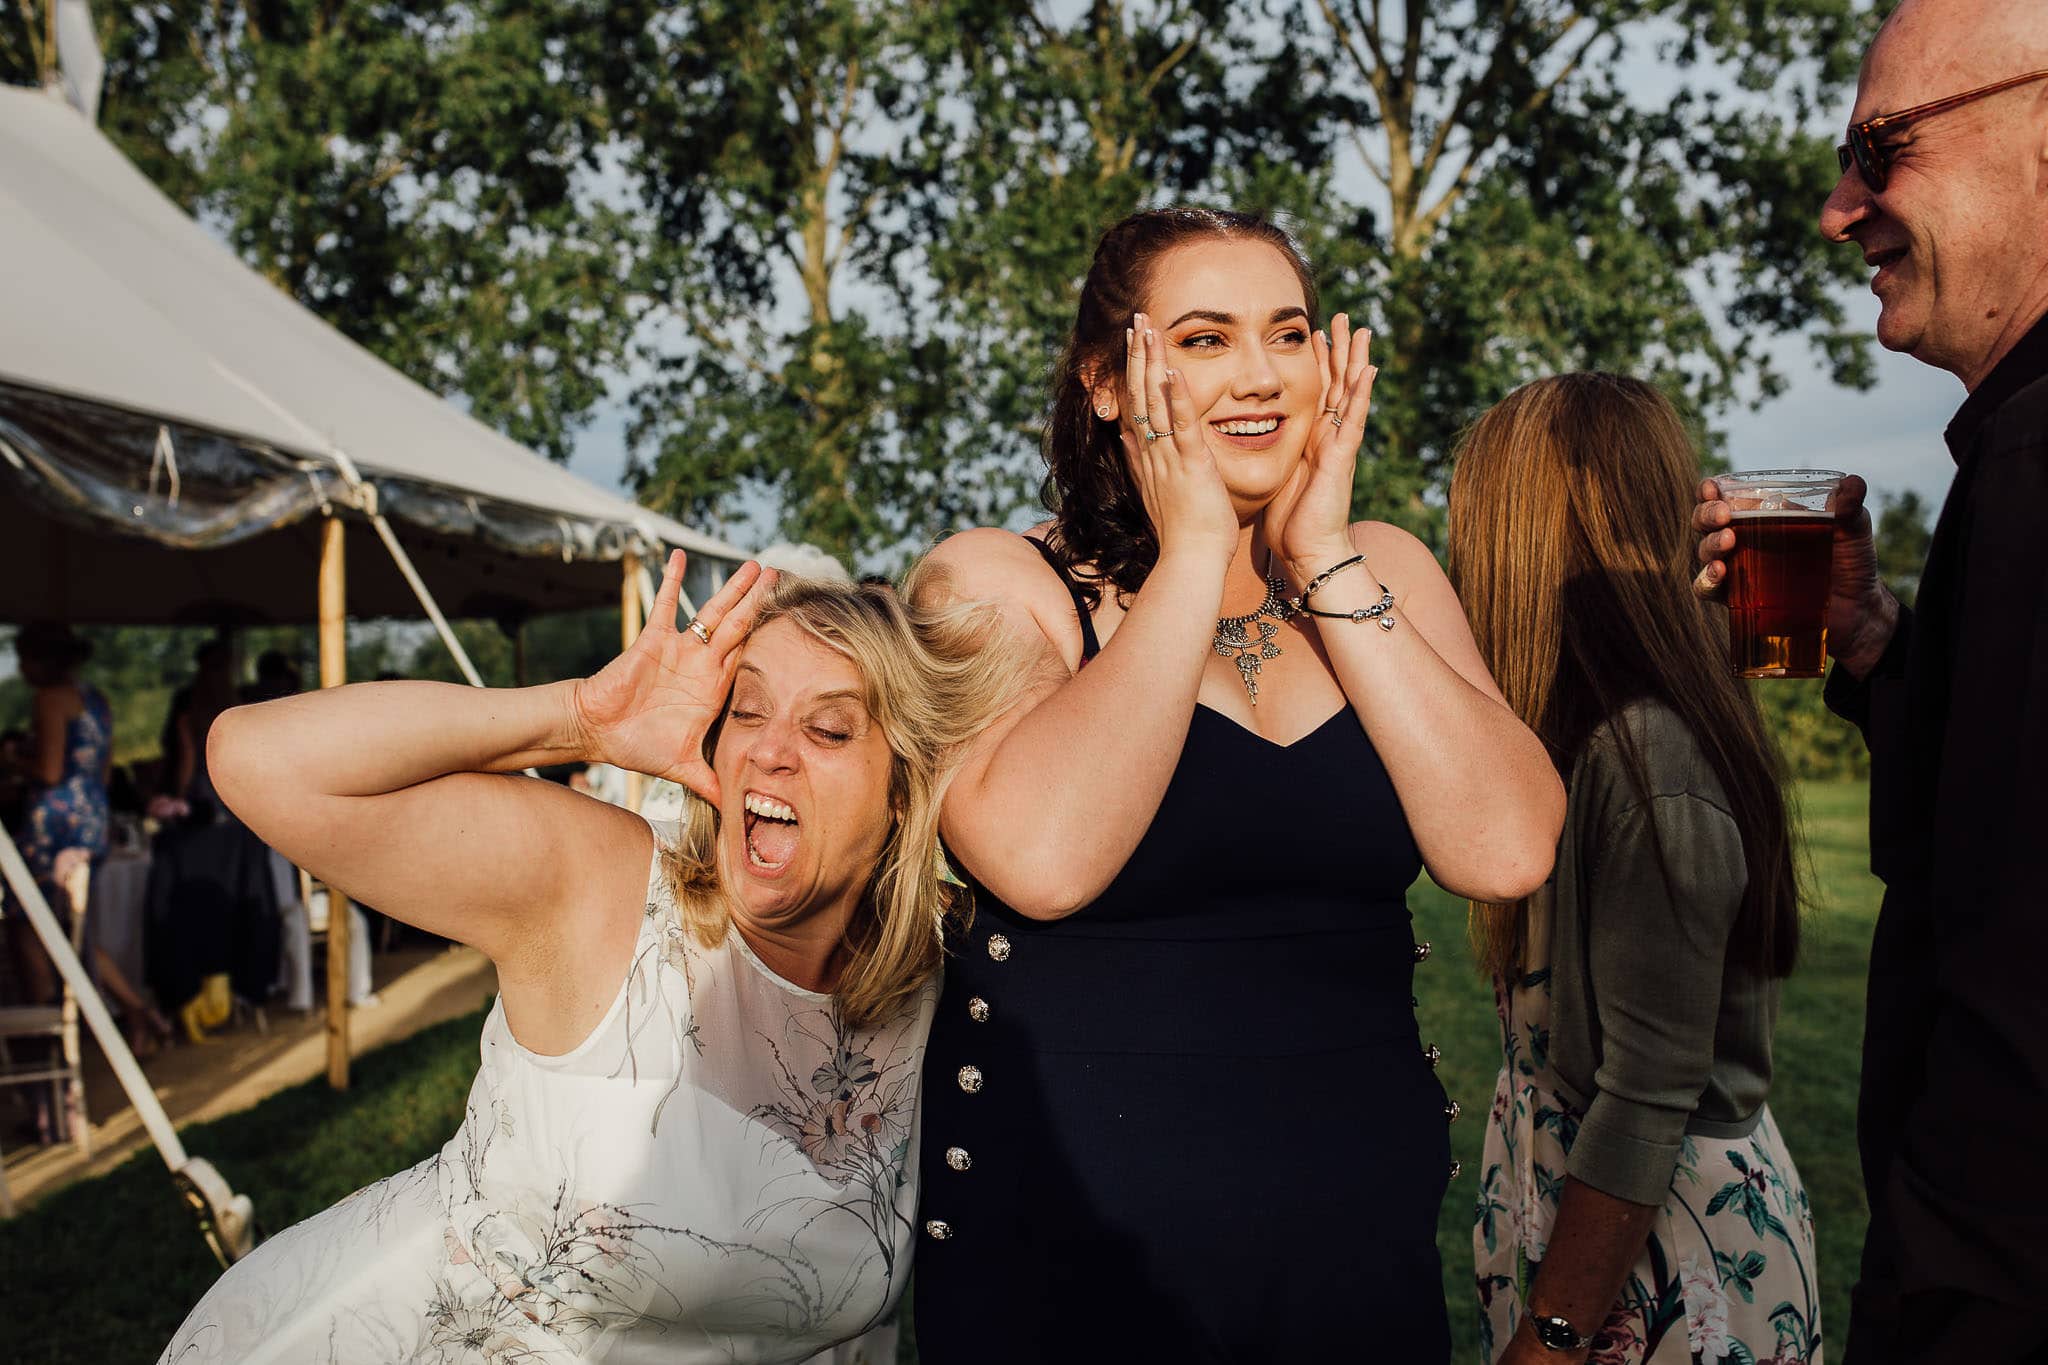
921, 526, 1065, 599
1347, 519, 1439, 569
33, 683, 82, 721
915, 525, 1085, 660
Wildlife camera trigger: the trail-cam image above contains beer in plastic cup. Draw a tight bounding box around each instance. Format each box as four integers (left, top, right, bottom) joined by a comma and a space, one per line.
1717, 469, 1844, 679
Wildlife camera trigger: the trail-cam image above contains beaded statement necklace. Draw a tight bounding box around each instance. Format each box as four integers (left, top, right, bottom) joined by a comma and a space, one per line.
1212, 567, 1296, 706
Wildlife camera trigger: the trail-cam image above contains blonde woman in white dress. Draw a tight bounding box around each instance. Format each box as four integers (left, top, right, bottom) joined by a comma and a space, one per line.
160, 556, 1019, 1365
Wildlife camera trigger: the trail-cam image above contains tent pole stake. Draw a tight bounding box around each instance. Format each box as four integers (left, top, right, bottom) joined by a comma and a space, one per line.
319, 513, 351, 1091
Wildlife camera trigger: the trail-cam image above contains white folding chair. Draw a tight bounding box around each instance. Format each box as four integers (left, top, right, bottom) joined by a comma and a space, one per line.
0, 852, 95, 1213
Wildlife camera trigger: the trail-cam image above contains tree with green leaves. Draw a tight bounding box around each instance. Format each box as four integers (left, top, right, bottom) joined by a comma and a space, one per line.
1875, 487, 1932, 607
1286, 0, 1883, 535
607, 0, 1246, 559
9, 0, 1891, 568
609, 0, 961, 559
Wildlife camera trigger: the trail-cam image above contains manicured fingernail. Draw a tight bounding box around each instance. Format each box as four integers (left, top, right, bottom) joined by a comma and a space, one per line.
1145, 328, 1155, 344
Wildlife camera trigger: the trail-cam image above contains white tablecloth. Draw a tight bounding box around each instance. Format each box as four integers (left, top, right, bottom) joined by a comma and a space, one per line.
274, 849, 373, 1009
87, 846, 151, 992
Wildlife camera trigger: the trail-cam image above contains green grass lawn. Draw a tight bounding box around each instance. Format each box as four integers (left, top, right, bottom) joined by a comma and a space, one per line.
1, 782, 1881, 1363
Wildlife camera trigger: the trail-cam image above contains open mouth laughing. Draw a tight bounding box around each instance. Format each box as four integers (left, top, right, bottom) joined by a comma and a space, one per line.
742, 790, 800, 874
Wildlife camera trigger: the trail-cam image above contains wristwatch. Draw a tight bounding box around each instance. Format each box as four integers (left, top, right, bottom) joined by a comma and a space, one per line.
1531, 1313, 1593, 1351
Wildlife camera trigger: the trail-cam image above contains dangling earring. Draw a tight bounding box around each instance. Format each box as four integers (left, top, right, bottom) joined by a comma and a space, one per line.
1097, 405, 1113, 419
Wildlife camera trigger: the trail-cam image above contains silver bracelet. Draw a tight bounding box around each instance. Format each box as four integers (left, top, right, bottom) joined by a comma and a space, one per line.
1289, 554, 1397, 630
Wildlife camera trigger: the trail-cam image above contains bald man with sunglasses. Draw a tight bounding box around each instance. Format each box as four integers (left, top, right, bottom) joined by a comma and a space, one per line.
1693, 3, 2048, 1361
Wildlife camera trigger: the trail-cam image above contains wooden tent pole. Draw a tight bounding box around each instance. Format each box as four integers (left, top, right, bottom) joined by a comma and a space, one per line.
621, 552, 644, 812
318, 514, 351, 1090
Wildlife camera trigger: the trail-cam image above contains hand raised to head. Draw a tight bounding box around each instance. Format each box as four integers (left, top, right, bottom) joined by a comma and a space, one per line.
1266, 313, 1376, 575
571, 551, 776, 806
1117, 312, 1240, 566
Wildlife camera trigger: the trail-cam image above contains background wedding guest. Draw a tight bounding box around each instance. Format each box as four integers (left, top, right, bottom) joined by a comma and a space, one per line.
1458, 375, 1818, 1364
1694, 2, 2048, 1357
7, 623, 169, 1059
146, 638, 282, 1034
160, 638, 235, 810
238, 649, 301, 705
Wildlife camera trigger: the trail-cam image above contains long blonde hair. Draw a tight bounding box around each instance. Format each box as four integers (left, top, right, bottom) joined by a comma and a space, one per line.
663, 573, 1031, 1029
1447, 373, 1800, 983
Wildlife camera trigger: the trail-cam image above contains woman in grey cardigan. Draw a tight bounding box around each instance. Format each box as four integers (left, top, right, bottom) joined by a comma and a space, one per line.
1449, 374, 1820, 1365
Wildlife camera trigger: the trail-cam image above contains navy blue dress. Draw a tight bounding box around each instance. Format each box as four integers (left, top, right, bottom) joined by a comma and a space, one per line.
914, 545, 1454, 1363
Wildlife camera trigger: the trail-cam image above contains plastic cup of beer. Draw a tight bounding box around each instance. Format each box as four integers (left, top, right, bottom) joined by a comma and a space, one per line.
1717, 469, 1844, 679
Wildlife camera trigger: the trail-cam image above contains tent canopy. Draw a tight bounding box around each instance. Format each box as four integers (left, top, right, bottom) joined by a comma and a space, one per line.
0, 85, 743, 625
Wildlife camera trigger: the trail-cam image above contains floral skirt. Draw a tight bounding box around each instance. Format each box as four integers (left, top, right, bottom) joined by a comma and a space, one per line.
1473, 983, 1821, 1363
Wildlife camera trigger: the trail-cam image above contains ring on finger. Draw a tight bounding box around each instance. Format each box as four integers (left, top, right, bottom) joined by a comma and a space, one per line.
1145, 428, 1166, 442
1133, 411, 1150, 428
686, 619, 712, 644
1329, 414, 1344, 428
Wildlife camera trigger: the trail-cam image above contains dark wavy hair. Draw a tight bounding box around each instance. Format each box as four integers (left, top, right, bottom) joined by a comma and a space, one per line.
1040, 207, 1319, 608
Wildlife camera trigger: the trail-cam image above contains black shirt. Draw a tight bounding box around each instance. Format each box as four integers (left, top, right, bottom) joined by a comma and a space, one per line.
1825, 312, 2048, 1362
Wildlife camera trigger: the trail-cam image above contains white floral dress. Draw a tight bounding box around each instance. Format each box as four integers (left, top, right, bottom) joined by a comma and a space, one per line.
162, 819, 934, 1364
1473, 894, 1821, 1365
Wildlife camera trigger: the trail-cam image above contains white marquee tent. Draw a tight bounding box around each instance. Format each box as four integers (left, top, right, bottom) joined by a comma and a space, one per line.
0, 83, 746, 625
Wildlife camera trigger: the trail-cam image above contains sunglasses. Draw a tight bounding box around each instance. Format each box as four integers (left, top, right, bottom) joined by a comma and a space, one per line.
1837, 68, 2048, 192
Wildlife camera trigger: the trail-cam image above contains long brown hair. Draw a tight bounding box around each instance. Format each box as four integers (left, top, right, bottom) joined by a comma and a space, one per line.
1447, 373, 1800, 982
1042, 206, 1319, 606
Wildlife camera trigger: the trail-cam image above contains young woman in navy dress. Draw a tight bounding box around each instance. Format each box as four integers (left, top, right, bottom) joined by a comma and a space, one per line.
909, 208, 1566, 1361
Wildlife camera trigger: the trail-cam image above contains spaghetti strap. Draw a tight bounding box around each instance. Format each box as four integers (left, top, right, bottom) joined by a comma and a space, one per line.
1022, 535, 1101, 663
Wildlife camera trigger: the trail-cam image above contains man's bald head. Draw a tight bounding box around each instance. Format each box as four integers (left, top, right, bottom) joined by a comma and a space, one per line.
1862, 0, 2048, 118
1822, 0, 2048, 387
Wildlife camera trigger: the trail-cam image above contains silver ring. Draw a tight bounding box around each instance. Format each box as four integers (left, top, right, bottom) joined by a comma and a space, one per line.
1134, 413, 1151, 430
1145, 428, 1165, 442
1329, 414, 1344, 429
686, 619, 711, 644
